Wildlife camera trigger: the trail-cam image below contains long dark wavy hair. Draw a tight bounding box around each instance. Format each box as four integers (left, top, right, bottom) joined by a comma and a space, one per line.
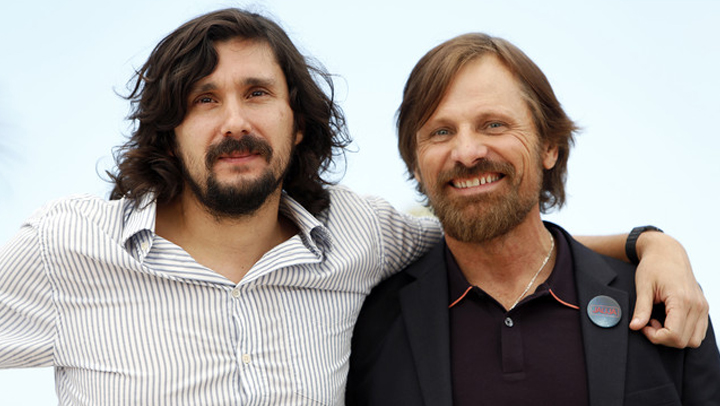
108, 8, 349, 215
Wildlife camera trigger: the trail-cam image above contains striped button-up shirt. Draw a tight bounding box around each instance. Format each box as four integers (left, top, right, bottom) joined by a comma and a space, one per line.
0, 185, 442, 405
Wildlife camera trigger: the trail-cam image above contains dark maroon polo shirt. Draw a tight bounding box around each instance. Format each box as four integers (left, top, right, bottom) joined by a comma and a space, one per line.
447, 226, 589, 405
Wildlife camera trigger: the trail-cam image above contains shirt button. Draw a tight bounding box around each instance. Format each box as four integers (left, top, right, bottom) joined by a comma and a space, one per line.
242, 354, 251, 364
504, 317, 514, 327
231, 288, 241, 298
141, 241, 149, 251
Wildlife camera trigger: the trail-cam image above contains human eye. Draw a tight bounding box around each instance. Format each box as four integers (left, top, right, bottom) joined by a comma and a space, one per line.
248, 89, 269, 98
418, 127, 446, 141
431, 128, 453, 138
192, 94, 216, 105
484, 121, 506, 134
417, 127, 452, 144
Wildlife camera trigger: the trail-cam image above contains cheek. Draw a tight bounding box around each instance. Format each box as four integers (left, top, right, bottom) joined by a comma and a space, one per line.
174, 121, 198, 148
176, 138, 201, 165
415, 142, 446, 169
173, 131, 207, 170
413, 152, 434, 185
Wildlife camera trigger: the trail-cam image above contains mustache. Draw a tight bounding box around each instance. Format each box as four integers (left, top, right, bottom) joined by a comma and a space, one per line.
205, 136, 273, 169
437, 159, 515, 185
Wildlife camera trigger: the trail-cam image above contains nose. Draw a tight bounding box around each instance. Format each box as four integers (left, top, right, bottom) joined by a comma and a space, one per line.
449, 127, 489, 167
220, 100, 252, 137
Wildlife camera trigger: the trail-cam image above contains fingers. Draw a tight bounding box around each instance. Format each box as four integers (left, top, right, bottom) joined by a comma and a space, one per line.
641, 319, 667, 345
630, 279, 654, 331
690, 314, 709, 348
640, 294, 709, 348
649, 304, 690, 348
630, 231, 710, 348
686, 292, 709, 347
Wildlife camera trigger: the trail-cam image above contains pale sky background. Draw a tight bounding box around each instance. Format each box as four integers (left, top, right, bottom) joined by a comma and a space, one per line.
1, 0, 719, 403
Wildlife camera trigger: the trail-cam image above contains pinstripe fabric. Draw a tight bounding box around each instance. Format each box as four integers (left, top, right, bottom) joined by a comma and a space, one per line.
0, 185, 441, 405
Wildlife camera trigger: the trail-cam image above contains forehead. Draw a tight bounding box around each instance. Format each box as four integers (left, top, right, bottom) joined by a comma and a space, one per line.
195, 38, 286, 88
429, 55, 530, 120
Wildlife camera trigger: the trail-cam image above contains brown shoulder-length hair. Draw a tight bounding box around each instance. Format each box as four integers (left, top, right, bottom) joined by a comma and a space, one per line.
397, 33, 578, 212
108, 8, 349, 215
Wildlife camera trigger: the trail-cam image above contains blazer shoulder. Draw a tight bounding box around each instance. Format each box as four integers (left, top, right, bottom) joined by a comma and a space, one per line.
351, 241, 445, 358
553, 224, 636, 288
354, 250, 430, 333
364, 240, 446, 306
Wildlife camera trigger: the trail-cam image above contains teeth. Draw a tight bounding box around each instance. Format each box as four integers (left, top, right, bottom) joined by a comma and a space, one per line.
454, 174, 500, 189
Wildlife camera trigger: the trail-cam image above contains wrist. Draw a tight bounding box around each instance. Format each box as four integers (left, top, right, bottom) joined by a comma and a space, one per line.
626, 225, 664, 265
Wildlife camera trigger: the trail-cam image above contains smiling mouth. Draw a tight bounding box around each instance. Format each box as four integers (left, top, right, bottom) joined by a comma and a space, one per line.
451, 173, 503, 189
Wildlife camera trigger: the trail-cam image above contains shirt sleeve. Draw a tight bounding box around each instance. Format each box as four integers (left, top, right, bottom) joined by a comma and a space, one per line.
363, 194, 443, 279
0, 216, 57, 368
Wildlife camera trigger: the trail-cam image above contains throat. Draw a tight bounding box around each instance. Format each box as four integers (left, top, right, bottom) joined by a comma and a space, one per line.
155, 198, 299, 284
452, 230, 556, 311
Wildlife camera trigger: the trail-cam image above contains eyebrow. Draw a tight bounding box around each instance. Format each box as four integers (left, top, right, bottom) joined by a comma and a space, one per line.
190, 77, 278, 95
243, 77, 277, 88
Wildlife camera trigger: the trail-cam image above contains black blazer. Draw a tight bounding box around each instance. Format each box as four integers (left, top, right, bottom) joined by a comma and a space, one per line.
346, 224, 720, 405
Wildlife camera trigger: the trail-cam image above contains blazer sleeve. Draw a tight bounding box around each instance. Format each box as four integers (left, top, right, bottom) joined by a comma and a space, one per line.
682, 317, 720, 405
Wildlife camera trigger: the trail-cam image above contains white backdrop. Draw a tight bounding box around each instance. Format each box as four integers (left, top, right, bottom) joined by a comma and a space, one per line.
1, 0, 718, 403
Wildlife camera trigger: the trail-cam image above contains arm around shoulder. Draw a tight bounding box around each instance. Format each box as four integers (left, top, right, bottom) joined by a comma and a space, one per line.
361, 192, 442, 276
575, 229, 708, 348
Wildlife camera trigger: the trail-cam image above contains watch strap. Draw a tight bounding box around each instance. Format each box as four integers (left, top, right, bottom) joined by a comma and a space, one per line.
625, 225, 664, 265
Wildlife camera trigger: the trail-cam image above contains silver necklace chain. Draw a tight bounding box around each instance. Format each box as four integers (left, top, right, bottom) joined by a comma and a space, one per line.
508, 232, 555, 311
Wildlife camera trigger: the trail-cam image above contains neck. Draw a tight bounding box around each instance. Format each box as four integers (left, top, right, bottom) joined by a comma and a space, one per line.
446, 211, 556, 310
155, 188, 297, 283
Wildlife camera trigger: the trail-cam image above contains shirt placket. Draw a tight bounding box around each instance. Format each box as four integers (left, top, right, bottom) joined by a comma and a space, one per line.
229, 283, 265, 405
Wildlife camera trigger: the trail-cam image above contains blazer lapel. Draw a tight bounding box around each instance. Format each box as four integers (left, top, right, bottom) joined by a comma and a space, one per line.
570, 239, 629, 406
399, 243, 454, 406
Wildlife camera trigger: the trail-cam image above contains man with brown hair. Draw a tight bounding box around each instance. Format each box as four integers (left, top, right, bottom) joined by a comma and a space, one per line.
0, 10, 710, 405
347, 33, 720, 405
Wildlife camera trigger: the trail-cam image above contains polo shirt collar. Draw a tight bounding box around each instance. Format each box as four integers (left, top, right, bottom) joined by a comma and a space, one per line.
446, 222, 579, 310
539, 223, 579, 309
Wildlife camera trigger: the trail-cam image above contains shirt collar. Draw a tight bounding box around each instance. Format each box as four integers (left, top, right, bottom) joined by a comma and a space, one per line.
446, 222, 578, 310
278, 191, 333, 255
118, 191, 332, 257
539, 223, 579, 309
120, 194, 157, 245
446, 240, 474, 308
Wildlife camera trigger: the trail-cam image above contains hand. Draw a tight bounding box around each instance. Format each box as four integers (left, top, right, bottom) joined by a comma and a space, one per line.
629, 231, 708, 348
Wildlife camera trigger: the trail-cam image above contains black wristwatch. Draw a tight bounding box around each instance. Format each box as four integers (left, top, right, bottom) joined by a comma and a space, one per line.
625, 225, 664, 265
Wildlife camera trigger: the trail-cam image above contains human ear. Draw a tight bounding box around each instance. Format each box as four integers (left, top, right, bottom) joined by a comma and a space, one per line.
542, 143, 559, 170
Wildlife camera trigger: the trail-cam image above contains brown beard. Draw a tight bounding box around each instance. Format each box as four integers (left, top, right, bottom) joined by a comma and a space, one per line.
423, 158, 543, 243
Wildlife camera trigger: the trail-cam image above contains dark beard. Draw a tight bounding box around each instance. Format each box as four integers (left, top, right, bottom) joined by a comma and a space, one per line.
192, 169, 281, 219
425, 159, 541, 243
181, 136, 292, 219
